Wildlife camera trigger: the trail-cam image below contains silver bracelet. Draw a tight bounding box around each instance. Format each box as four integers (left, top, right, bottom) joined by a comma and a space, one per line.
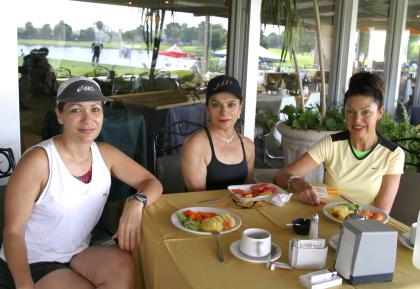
287, 175, 302, 192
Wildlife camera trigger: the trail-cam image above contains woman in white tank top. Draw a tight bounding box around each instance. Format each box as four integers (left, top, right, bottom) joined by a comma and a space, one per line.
0, 77, 163, 289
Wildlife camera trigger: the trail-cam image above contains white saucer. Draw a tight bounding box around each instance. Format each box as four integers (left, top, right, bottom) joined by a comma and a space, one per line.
230, 240, 281, 263
399, 232, 414, 250
328, 234, 339, 250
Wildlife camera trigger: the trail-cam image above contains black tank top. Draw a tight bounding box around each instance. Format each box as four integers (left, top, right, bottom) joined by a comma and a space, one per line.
205, 128, 248, 190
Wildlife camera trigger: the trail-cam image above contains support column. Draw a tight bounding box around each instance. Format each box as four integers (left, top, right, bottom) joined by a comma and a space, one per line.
0, 2, 21, 186
228, 0, 260, 140
383, 0, 408, 115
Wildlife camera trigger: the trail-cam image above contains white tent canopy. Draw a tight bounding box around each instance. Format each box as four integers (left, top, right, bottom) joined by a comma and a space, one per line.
214, 46, 280, 62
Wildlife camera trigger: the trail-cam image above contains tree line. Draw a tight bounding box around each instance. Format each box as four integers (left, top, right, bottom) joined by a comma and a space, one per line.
18, 19, 319, 53
18, 20, 229, 51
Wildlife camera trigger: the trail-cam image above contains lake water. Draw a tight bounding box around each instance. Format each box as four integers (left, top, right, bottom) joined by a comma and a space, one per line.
18, 45, 197, 71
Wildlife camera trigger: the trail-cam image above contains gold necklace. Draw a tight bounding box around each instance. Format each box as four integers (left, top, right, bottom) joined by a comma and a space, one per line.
215, 132, 235, 143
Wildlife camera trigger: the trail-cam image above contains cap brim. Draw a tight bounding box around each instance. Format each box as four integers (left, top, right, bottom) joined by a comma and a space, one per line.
57, 94, 112, 103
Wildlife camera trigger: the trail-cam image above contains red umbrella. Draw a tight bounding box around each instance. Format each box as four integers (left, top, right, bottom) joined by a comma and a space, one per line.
158, 44, 195, 58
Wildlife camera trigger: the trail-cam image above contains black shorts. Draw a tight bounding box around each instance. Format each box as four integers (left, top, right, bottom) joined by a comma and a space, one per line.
0, 258, 70, 289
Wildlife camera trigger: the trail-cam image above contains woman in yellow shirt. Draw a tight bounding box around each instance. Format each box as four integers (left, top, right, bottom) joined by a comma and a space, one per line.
274, 72, 404, 213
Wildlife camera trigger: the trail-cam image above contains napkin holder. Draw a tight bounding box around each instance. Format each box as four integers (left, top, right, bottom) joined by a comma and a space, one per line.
334, 219, 397, 284
289, 239, 328, 269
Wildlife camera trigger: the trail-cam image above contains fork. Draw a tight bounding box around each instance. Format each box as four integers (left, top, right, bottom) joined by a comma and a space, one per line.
211, 232, 224, 263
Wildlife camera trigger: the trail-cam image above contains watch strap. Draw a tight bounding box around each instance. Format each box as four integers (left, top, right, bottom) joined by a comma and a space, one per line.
127, 192, 148, 209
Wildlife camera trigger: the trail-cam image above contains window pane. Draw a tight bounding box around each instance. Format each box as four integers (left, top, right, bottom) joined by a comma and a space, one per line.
398, 0, 420, 108
18, 0, 228, 173
353, 0, 390, 80
256, 1, 336, 166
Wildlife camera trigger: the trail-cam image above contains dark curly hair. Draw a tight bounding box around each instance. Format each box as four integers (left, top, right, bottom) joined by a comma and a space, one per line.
344, 72, 384, 108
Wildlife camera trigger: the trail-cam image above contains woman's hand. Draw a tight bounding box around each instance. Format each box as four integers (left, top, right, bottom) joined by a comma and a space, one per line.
292, 179, 325, 206
114, 200, 144, 253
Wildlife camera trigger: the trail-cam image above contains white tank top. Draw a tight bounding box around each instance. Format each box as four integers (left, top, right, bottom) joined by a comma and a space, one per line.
0, 138, 111, 263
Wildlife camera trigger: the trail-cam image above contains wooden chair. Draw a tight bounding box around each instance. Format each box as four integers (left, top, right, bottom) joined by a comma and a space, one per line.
264, 73, 283, 94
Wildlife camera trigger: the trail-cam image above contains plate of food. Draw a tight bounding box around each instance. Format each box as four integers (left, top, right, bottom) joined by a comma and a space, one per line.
228, 183, 286, 202
171, 207, 241, 235
323, 201, 389, 224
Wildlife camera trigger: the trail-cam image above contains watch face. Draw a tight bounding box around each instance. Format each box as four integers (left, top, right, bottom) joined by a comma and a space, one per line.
135, 193, 147, 207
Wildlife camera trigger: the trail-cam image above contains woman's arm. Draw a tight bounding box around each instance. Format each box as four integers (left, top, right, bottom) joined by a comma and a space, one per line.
373, 174, 401, 214
180, 135, 208, 192
273, 152, 322, 205
243, 137, 255, 184
3, 148, 49, 289
99, 143, 163, 252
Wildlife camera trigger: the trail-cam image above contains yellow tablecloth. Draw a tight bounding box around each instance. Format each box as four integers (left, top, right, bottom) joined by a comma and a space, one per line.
136, 190, 419, 289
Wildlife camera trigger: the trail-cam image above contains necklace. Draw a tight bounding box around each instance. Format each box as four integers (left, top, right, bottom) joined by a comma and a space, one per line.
215, 132, 235, 143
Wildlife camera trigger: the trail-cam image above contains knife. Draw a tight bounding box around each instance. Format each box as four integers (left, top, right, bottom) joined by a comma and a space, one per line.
199, 195, 232, 204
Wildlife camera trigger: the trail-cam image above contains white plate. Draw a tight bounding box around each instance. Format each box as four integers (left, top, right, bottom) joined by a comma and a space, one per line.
171, 207, 241, 235
328, 234, 339, 250
399, 232, 414, 250
228, 183, 286, 202
230, 240, 282, 264
323, 201, 389, 224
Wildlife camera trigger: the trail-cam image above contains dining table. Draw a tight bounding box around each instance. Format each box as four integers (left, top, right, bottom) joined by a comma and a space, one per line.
135, 189, 419, 289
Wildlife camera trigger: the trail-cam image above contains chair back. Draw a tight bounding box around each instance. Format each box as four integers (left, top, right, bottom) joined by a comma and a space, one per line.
392, 137, 420, 171
389, 137, 420, 225
0, 148, 16, 179
152, 120, 204, 193
390, 172, 420, 225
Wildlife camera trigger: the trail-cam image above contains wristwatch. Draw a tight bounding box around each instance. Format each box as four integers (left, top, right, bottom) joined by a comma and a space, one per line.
126, 192, 148, 209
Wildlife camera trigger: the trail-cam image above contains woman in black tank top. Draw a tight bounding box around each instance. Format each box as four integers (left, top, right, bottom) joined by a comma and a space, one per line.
181, 75, 255, 191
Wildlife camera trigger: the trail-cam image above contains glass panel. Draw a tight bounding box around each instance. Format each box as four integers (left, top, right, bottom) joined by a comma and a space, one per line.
398, 0, 420, 112
353, 0, 390, 80
256, 0, 336, 167
17, 0, 228, 175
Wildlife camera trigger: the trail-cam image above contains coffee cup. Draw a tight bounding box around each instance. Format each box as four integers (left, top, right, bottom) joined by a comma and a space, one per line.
410, 222, 417, 246
239, 228, 271, 257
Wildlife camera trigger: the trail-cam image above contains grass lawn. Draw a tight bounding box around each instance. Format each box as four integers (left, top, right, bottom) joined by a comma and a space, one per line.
18, 39, 316, 77
19, 57, 157, 78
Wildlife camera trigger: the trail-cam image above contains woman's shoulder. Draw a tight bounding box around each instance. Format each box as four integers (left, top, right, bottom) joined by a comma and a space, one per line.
96, 142, 122, 160
16, 146, 49, 175
183, 128, 208, 147
240, 134, 255, 146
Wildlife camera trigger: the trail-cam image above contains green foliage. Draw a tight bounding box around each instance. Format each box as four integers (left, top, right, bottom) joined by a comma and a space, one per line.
280, 104, 345, 131
256, 111, 280, 134
379, 104, 419, 140
378, 103, 419, 172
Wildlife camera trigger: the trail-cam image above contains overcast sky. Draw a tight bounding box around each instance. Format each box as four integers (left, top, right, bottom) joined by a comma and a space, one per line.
18, 0, 228, 32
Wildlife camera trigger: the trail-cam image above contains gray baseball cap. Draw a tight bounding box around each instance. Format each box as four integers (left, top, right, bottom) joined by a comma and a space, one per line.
56, 76, 111, 103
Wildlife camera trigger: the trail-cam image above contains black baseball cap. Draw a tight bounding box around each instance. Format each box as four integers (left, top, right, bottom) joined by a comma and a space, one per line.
206, 75, 242, 102
56, 76, 111, 103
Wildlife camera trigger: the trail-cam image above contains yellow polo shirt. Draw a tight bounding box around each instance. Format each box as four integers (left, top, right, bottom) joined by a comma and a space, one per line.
308, 131, 405, 204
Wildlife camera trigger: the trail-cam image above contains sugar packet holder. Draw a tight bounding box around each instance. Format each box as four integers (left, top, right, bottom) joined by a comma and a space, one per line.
299, 269, 342, 289
289, 239, 328, 269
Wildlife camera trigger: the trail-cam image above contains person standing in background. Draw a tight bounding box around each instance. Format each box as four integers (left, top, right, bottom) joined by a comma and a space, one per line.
91, 41, 103, 65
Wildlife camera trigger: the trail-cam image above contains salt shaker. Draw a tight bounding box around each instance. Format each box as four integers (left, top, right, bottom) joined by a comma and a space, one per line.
309, 213, 319, 239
